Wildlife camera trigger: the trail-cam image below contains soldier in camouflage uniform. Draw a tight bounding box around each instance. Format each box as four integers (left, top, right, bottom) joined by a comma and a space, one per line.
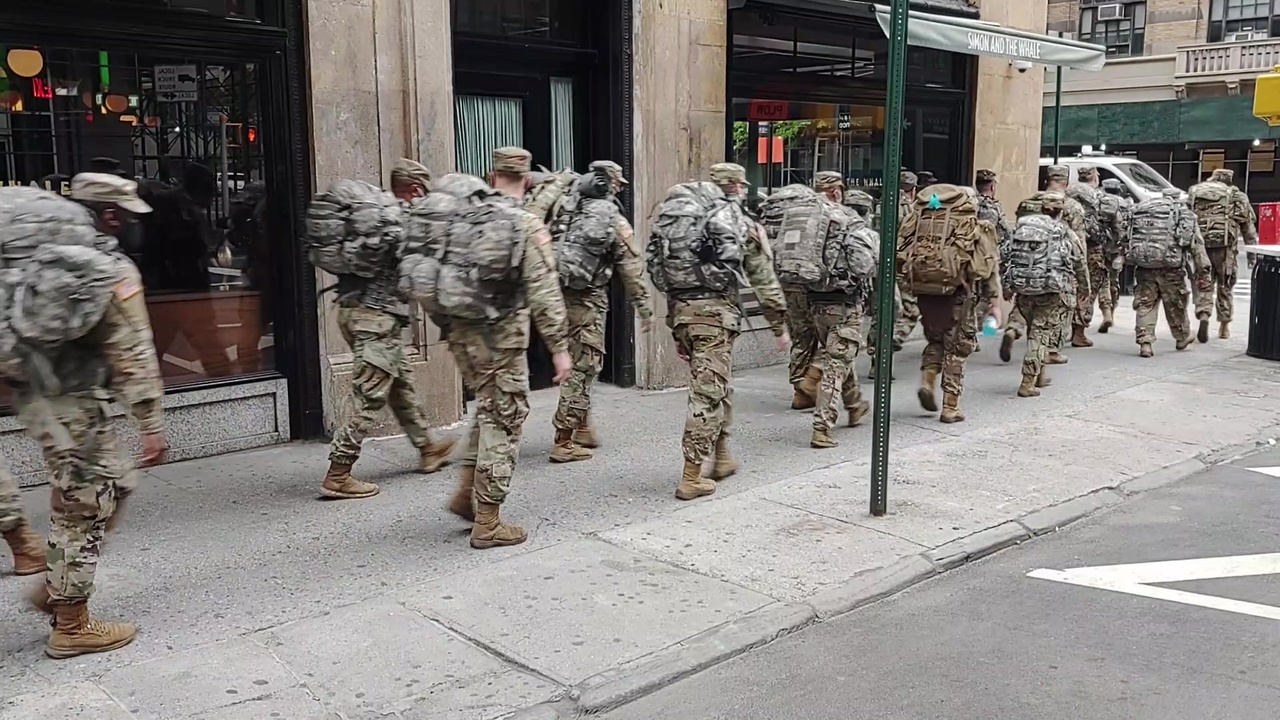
320, 159, 458, 501
972, 169, 1012, 348
1190, 168, 1258, 341
1099, 179, 1132, 328
667, 163, 788, 501
1066, 166, 1117, 349
444, 147, 571, 548
1, 464, 43, 576
866, 171, 919, 379
782, 176, 836, 412
20, 173, 170, 658
1128, 188, 1209, 357
549, 160, 653, 463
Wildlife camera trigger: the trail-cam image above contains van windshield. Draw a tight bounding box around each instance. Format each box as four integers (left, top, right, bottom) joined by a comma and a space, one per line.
1112, 161, 1172, 192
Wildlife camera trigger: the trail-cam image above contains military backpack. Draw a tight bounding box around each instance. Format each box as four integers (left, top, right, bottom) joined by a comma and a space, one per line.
769, 188, 875, 293
897, 184, 996, 296
1002, 214, 1075, 296
645, 182, 746, 295
305, 179, 404, 279
1097, 192, 1126, 254
555, 196, 619, 291
1066, 183, 1105, 247
399, 173, 528, 323
1126, 195, 1190, 269
1190, 181, 1234, 248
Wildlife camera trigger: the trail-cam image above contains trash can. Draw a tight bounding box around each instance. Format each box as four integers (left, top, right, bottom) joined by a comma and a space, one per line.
1247, 249, 1280, 361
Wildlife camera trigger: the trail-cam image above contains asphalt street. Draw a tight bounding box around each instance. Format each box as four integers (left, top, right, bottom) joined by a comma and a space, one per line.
600, 446, 1280, 720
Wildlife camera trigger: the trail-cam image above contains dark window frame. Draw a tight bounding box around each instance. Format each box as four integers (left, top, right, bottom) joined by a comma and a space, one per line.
1208, 0, 1279, 43
1079, 1, 1147, 58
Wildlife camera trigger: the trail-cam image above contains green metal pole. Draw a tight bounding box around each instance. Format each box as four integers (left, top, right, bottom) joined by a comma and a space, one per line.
870, 0, 909, 518
1053, 32, 1063, 164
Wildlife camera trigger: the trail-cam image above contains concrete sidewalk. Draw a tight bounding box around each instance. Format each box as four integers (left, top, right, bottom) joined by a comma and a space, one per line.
2, 304, 1279, 720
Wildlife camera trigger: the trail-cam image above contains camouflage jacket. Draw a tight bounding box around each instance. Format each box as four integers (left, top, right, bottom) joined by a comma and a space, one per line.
669, 220, 788, 336
1233, 187, 1260, 245
610, 215, 653, 320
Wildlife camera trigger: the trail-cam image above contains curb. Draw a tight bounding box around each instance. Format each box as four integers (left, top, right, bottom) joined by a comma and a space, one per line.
510, 443, 1271, 719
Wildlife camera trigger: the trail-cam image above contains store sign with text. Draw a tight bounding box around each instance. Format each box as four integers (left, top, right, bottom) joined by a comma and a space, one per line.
748, 100, 790, 122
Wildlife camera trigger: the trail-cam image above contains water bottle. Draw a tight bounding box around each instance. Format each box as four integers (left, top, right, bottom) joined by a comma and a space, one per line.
982, 315, 1000, 337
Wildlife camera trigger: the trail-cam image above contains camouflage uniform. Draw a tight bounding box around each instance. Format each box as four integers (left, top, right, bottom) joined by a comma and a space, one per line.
1132, 189, 1208, 353
552, 160, 653, 455
893, 175, 921, 348
786, 171, 846, 408
972, 170, 1012, 329
1190, 169, 1258, 335
0, 469, 21, 534
669, 164, 787, 497
1066, 168, 1115, 341
323, 159, 456, 500
1099, 179, 1131, 319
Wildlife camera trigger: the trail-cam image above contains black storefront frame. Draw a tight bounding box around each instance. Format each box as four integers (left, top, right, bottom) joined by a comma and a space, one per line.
450, 0, 636, 389
0, 2, 323, 439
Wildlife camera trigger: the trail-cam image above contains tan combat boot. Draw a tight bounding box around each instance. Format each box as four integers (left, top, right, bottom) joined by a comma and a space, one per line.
1220, 321, 1231, 340
1016, 375, 1039, 398
999, 330, 1016, 363
1197, 317, 1210, 344
791, 367, 822, 410
447, 466, 476, 522
1139, 342, 1154, 358
1045, 351, 1069, 365
470, 502, 527, 549
4, 523, 44, 576
847, 400, 871, 427
1099, 308, 1114, 334
419, 437, 458, 474
1071, 325, 1093, 348
44, 602, 136, 659
572, 425, 600, 449
1036, 370, 1052, 388
675, 461, 716, 501
319, 462, 379, 500
708, 437, 738, 481
810, 429, 838, 449
917, 368, 939, 413
549, 429, 593, 464
1176, 335, 1194, 351
939, 393, 965, 424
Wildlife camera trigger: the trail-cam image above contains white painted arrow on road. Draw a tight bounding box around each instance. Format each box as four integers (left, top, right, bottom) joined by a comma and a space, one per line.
1029, 553, 1280, 621
1245, 466, 1280, 478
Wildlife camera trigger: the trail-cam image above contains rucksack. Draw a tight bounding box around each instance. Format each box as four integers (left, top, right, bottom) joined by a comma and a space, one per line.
1126, 196, 1188, 269
759, 184, 817, 242
1002, 214, 1075, 296
525, 168, 576, 224
1190, 181, 1234, 248
772, 194, 872, 292
1097, 193, 1125, 254
556, 197, 618, 291
399, 173, 528, 322
0, 188, 123, 381
824, 225, 879, 292
897, 184, 996, 296
305, 179, 403, 279
645, 182, 746, 295
1066, 183, 1105, 246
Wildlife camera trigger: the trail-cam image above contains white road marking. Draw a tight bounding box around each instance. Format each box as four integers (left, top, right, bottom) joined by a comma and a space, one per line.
1245, 466, 1280, 478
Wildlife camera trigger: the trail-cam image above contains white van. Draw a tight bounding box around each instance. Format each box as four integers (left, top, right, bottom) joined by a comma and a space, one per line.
1039, 153, 1182, 202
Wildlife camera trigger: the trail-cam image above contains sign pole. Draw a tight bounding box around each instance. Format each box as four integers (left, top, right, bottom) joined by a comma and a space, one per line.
1053, 31, 1064, 164
870, 0, 909, 518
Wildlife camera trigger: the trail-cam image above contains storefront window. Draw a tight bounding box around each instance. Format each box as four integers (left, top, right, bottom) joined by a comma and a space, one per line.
453, 0, 589, 45
46, 0, 266, 20
0, 45, 275, 390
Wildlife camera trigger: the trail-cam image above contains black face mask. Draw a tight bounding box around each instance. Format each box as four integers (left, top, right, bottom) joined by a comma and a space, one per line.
116, 218, 144, 253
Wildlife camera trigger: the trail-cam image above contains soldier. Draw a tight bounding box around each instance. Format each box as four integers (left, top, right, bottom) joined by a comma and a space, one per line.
661, 163, 788, 500
779, 176, 835, 412
20, 174, 170, 658
1038, 165, 1088, 364
1098, 179, 1132, 330
1189, 168, 1258, 342
438, 147, 571, 548
844, 187, 876, 221
973, 169, 1013, 346
549, 160, 653, 463
1064, 166, 1113, 348
1126, 187, 1208, 357
319, 159, 458, 501
1, 466, 43, 576
867, 171, 919, 379
1003, 193, 1087, 397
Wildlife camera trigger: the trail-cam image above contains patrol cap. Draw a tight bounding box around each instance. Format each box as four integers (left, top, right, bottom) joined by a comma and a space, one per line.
975, 169, 997, 184
710, 163, 749, 186
589, 159, 628, 185
492, 146, 532, 174
1038, 190, 1065, 211
390, 158, 432, 189
1076, 165, 1098, 182
899, 170, 918, 189
916, 171, 936, 186
844, 188, 874, 208
814, 171, 845, 190
1210, 168, 1234, 182
70, 172, 152, 214
1100, 178, 1123, 193
1045, 164, 1070, 181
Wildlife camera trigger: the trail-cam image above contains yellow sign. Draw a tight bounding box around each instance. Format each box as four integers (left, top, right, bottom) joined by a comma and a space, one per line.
1254, 65, 1280, 127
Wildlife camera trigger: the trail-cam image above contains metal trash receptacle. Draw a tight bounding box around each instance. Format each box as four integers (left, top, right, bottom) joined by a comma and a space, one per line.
1248, 248, 1280, 361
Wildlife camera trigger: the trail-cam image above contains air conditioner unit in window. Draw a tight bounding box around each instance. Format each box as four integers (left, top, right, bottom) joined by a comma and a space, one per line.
1096, 4, 1124, 21
1226, 31, 1269, 42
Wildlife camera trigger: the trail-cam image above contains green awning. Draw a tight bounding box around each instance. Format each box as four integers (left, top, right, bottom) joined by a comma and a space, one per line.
873, 5, 1108, 72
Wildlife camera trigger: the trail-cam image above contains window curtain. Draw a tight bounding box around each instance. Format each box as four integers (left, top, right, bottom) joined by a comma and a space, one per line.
549, 77, 576, 171
454, 95, 523, 177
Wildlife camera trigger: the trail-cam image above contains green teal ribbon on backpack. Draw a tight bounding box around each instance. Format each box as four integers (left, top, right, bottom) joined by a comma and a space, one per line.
927, 193, 942, 210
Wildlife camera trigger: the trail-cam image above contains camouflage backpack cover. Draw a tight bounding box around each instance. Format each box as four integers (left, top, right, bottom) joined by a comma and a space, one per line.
399, 173, 528, 323
897, 184, 996, 296
525, 168, 577, 224
1002, 214, 1075, 296
759, 184, 817, 242
1065, 183, 1105, 246
305, 179, 404, 279
646, 182, 746, 295
0, 188, 123, 380
771, 190, 875, 292
1189, 181, 1233, 248
1126, 195, 1190, 269
1097, 192, 1126, 254
555, 195, 619, 291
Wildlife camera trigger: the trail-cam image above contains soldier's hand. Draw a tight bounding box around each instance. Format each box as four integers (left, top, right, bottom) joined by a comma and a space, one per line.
775, 331, 791, 354
551, 351, 573, 384
987, 303, 1003, 327
140, 432, 169, 467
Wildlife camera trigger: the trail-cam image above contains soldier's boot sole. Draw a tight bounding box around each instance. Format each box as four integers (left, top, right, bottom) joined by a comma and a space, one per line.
810, 432, 838, 449
1220, 322, 1231, 340
419, 438, 459, 474
549, 444, 593, 463
847, 401, 871, 427
1197, 318, 1210, 344
999, 333, 1015, 363
917, 386, 938, 413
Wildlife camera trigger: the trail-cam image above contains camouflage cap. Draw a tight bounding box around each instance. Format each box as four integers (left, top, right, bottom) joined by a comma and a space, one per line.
589, 159, 628, 185
390, 158, 432, 189
710, 163, 749, 186
916, 171, 937, 185
1039, 190, 1065, 211
975, 169, 997, 184
1076, 165, 1098, 182
1045, 164, 1070, 181
844, 188, 874, 208
492, 146, 532, 174
1100, 178, 1123, 193
814, 171, 845, 190
70, 172, 152, 214
1210, 168, 1235, 183
900, 170, 918, 189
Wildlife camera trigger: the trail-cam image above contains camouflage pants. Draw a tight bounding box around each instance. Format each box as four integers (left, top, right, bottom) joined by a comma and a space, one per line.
0, 464, 25, 533
1004, 301, 1025, 339
449, 322, 530, 505
894, 279, 920, 347
1133, 267, 1191, 346
554, 290, 607, 431
1193, 246, 1237, 322
865, 281, 904, 353
1104, 251, 1123, 311
1076, 244, 1106, 326
918, 292, 977, 398
1016, 294, 1072, 380
812, 301, 864, 433
329, 306, 433, 466
673, 323, 737, 464
785, 290, 821, 383
21, 393, 127, 603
